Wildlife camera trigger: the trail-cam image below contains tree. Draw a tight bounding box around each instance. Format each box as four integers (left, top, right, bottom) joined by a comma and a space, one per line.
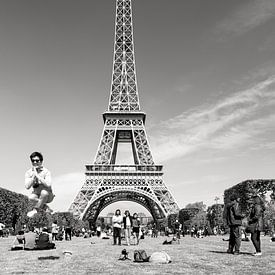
191, 211, 208, 228
185, 201, 206, 212
264, 201, 275, 232
206, 204, 224, 230
0, 187, 30, 233
167, 213, 178, 228
179, 207, 202, 231
27, 211, 52, 229
179, 208, 200, 224
224, 179, 275, 213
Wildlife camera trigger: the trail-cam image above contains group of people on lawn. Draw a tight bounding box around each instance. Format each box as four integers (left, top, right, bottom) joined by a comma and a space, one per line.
5, 151, 271, 255
225, 193, 266, 256
11, 227, 55, 251
112, 209, 141, 246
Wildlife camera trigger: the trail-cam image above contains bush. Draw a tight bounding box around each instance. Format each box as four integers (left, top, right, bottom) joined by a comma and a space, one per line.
179, 208, 200, 224
167, 213, 178, 228
0, 187, 30, 232
206, 204, 224, 230
178, 208, 200, 230
224, 179, 275, 214
224, 179, 275, 231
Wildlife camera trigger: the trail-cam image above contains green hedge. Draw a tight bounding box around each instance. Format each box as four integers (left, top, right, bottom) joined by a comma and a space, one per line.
178, 208, 199, 224
224, 179, 275, 214
167, 213, 178, 228
0, 187, 30, 232
224, 179, 275, 231
206, 204, 224, 229
0, 187, 56, 232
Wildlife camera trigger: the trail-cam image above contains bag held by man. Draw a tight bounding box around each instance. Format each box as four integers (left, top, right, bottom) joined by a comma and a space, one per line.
133, 250, 150, 262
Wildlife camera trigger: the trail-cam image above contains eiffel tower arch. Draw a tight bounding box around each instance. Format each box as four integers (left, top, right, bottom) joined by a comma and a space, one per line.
69, 0, 179, 224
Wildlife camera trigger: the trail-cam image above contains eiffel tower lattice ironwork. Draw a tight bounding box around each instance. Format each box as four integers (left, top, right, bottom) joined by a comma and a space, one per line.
69, 0, 180, 223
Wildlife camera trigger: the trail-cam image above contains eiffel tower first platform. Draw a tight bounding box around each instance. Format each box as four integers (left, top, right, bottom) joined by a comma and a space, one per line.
69, 0, 179, 224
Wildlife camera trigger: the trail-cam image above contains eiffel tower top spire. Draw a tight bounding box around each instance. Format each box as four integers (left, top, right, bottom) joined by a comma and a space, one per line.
108, 0, 140, 112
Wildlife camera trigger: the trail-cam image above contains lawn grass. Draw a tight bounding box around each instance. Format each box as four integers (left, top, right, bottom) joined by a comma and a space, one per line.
1, 234, 274, 274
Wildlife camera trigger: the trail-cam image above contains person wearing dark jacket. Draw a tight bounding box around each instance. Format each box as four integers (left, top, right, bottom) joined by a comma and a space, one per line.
225, 194, 245, 254
248, 195, 265, 256
36, 227, 55, 250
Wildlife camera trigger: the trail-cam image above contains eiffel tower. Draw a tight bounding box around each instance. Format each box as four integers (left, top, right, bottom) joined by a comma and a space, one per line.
69, 0, 179, 223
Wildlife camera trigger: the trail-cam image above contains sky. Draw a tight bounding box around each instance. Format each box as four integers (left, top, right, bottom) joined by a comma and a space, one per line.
0, 0, 275, 216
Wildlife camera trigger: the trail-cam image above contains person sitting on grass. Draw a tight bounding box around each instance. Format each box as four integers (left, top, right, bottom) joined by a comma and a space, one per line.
35, 227, 55, 250
24, 227, 39, 250
11, 230, 25, 250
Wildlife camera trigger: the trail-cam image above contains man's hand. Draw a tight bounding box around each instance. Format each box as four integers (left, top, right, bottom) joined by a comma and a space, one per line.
32, 167, 38, 176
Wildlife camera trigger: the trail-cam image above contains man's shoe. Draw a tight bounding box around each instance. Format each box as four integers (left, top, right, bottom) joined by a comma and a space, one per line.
27, 209, 38, 218
227, 250, 233, 254
252, 252, 262, 256
233, 251, 240, 255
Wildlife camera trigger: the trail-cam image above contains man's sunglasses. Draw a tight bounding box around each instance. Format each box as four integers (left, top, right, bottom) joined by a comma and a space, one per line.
31, 159, 41, 163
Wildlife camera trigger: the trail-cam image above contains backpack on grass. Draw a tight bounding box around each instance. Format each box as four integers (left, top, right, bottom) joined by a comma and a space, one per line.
133, 250, 150, 262
118, 249, 131, 261
149, 251, 171, 264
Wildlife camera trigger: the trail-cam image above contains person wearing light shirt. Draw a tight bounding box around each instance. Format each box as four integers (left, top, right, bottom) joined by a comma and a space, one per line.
25, 152, 54, 218
112, 209, 123, 245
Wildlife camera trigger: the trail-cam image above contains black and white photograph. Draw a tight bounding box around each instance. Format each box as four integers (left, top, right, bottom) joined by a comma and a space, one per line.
0, 0, 274, 274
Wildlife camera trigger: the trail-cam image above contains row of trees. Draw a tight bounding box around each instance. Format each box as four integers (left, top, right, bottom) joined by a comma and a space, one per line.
168, 179, 275, 233
0, 187, 30, 232
224, 179, 275, 231
1, 179, 274, 234
168, 201, 225, 234
0, 187, 88, 233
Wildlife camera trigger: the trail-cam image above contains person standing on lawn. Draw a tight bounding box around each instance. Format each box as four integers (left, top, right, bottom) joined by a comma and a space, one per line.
123, 210, 132, 246
248, 195, 265, 256
112, 209, 123, 245
225, 194, 245, 255
132, 213, 140, 245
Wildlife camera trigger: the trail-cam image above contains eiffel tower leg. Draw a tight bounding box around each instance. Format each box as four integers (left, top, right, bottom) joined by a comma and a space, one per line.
132, 123, 154, 165
94, 128, 117, 165
70, 165, 179, 223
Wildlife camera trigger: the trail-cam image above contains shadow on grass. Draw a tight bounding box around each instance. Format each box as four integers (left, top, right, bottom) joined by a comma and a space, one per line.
209, 250, 252, 256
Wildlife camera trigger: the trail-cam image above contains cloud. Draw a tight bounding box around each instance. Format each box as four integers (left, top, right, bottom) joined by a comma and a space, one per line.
149, 75, 275, 163
215, 0, 275, 39
50, 172, 85, 212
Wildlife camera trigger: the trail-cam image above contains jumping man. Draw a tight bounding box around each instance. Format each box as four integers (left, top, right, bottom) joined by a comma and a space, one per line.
25, 152, 54, 218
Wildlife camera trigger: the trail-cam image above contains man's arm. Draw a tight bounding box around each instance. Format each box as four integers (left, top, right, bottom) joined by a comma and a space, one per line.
232, 204, 245, 219
35, 169, 52, 188
249, 205, 262, 223
25, 170, 36, 189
